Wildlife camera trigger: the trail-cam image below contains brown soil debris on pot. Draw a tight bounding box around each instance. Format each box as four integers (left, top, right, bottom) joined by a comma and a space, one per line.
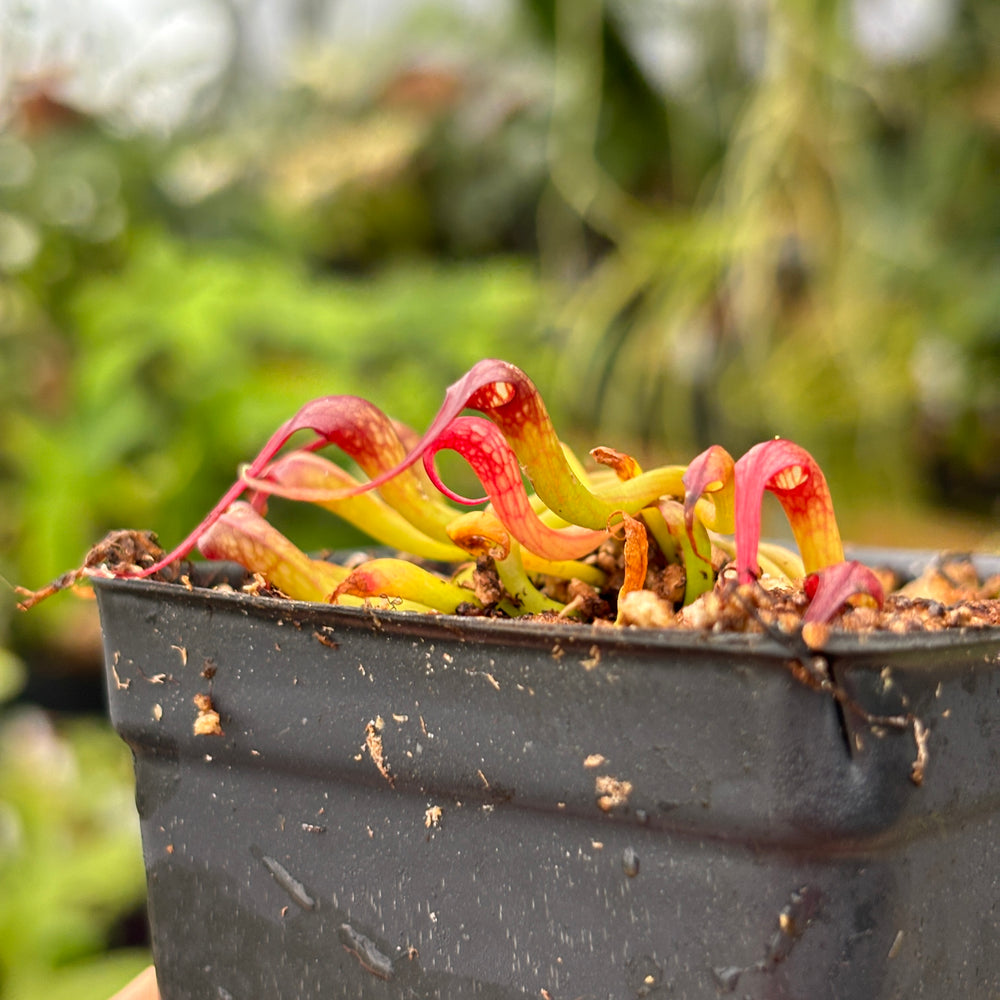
910, 718, 930, 787
471, 557, 505, 607
667, 558, 1000, 637
192, 693, 223, 736
617, 589, 676, 628
595, 775, 633, 812
17, 528, 169, 608
69, 531, 1000, 639
516, 549, 1000, 635
87, 529, 166, 576
365, 716, 395, 787
560, 579, 612, 622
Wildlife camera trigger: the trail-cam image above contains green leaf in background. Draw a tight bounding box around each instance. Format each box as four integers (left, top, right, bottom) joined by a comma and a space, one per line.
0, 651, 25, 706
0, 712, 149, 1000
3, 950, 152, 1000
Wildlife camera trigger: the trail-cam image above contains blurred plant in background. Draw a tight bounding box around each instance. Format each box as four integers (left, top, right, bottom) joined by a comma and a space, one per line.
0, 24, 550, 660
543, 0, 1000, 523
0, 705, 150, 1000
0, 0, 998, 994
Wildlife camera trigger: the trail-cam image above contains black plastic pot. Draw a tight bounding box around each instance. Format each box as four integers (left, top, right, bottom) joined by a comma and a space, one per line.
94, 552, 1000, 999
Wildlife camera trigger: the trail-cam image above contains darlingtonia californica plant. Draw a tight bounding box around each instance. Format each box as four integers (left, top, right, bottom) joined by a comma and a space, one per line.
18, 359, 895, 637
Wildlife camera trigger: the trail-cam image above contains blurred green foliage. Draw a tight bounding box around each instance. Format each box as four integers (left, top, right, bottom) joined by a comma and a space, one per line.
2, 139, 546, 648
1, 0, 999, 993
545, 0, 1000, 517
0, 708, 150, 999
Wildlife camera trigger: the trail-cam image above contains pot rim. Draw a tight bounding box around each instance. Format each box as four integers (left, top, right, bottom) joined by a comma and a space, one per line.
89, 546, 1000, 661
